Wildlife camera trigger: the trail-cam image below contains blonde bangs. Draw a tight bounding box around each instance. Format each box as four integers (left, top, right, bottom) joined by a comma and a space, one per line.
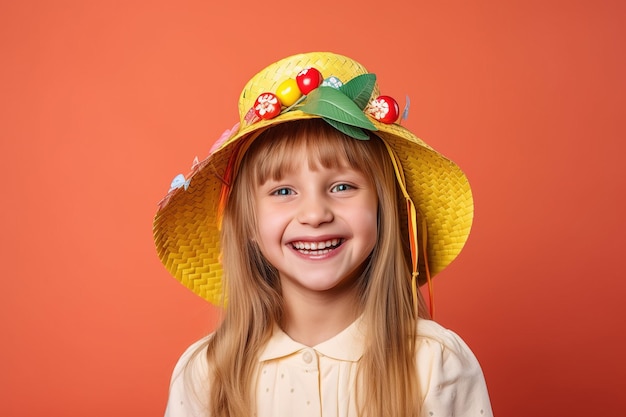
243, 119, 378, 186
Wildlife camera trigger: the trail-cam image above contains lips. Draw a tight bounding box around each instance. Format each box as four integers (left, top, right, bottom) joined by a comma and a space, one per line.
290, 238, 344, 255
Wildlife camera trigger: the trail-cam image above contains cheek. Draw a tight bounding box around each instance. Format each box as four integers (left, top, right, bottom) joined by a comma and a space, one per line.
255, 203, 286, 247
368, 199, 381, 245
352, 199, 379, 245
363, 213, 379, 248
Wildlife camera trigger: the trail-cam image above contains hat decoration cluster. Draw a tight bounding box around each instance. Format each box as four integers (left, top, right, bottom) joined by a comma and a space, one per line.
244, 67, 408, 140
162, 66, 409, 201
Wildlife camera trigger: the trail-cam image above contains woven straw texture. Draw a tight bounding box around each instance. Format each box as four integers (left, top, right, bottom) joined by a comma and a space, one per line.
153, 52, 473, 305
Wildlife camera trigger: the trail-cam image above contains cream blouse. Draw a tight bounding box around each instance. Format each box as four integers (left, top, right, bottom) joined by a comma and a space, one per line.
165, 319, 493, 417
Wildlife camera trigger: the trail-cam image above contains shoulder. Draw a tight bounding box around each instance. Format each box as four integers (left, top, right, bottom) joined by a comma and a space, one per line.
174, 336, 211, 371
416, 319, 479, 366
414, 318, 485, 380
165, 336, 212, 417
415, 319, 493, 416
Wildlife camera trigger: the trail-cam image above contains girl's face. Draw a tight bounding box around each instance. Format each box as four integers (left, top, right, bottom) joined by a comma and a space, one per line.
254, 152, 378, 301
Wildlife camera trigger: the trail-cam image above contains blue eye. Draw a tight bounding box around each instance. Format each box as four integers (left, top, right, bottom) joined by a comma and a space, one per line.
272, 188, 294, 196
331, 184, 353, 192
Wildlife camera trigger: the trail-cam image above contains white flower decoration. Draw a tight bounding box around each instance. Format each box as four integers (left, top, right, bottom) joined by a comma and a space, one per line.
367, 98, 390, 120
255, 93, 279, 116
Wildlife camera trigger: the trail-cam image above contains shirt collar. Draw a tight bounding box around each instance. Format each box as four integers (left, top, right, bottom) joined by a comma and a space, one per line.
259, 317, 366, 363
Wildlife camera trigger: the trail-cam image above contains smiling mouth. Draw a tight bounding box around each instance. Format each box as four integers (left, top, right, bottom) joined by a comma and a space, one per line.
290, 238, 344, 255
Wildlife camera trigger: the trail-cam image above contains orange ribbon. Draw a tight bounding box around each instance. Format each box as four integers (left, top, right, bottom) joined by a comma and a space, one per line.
382, 140, 434, 319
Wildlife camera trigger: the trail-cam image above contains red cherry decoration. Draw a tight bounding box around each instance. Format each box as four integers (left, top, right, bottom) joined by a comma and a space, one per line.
253, 93, 281, 120
367, 95, 400, 124
296, 67, 323, 95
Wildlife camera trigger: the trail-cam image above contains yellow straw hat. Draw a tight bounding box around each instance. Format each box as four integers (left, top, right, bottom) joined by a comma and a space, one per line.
153, 52, 473, 307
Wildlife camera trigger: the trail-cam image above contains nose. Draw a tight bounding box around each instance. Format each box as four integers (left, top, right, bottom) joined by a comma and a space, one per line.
296, 194, 334, 227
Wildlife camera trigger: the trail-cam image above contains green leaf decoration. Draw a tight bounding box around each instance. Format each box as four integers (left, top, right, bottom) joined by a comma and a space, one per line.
299, 87, 377, 131
323, 117, 370, 140
339, 74, 376, 110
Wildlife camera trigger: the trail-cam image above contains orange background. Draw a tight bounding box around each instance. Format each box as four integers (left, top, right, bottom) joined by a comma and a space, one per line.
1, 0, 625, 415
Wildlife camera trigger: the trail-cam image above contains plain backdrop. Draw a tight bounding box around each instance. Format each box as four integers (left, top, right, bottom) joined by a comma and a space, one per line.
1, 0, 625, 416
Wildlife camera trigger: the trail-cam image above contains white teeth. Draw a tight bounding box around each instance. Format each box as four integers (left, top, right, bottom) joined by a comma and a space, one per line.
292, 239, 342, 252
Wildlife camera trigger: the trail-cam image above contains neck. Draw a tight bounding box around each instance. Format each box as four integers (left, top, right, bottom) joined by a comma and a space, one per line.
280, 284, 361, 347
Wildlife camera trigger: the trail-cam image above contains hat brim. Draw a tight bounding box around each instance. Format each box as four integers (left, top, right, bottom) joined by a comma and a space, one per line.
154, 111, 472, 305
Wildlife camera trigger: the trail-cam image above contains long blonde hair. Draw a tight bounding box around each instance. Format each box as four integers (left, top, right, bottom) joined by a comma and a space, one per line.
205, 119, 429, 417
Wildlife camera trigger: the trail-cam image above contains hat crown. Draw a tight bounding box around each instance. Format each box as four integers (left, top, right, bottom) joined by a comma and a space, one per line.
237, 52, 381, 125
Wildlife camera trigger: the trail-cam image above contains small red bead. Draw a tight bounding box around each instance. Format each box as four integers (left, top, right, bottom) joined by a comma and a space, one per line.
253, 93, 281, 120
367, 95, 400, 124
296, 67, 323, 95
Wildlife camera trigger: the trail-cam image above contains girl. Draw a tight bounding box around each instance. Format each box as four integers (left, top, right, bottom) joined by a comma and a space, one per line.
154, 52, 493, 417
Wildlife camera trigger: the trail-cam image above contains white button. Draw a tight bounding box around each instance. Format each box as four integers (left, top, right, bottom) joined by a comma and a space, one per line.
302, 351, 313, 364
